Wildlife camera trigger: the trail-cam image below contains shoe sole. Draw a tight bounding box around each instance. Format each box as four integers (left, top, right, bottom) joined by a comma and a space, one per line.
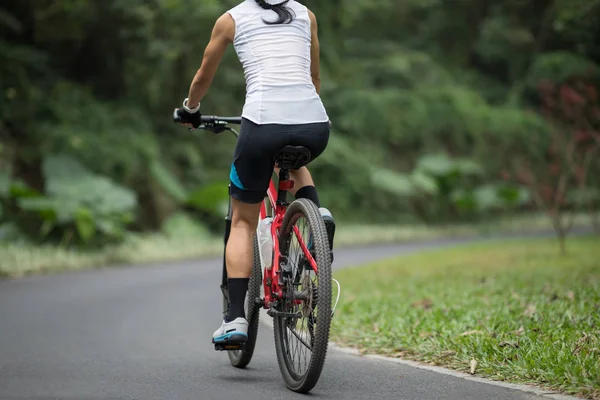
212, 332, 248, 345
302, 215, 335, 271
323, 216, 335, 251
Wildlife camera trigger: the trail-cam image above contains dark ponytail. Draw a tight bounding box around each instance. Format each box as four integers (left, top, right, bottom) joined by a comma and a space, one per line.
255, 0, 295, 25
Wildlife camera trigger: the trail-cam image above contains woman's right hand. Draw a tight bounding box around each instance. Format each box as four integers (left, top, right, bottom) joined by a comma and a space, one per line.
173, 107, 202, 128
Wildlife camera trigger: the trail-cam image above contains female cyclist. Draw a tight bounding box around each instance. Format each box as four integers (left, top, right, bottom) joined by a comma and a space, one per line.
174, 0, 335, 347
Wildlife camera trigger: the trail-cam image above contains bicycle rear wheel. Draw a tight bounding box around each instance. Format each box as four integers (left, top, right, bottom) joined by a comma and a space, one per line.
273, 198, 332, 393
221, 232, 262, 368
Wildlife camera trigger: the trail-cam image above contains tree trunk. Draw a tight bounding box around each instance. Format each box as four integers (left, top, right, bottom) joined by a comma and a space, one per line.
590, 204, 600, 234
550, 213, 567, 255
466, 0, 493, 68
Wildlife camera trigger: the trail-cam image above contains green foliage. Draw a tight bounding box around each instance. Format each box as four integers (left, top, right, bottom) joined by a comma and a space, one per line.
370, 153, 530, 223
149, 159, 188, 203
162, 211, 212, 239
0, 169, 9, 198
528, 52, 600, 85
567, 188, 600, 207
42, 83, 159, 184
1, 0, 598, 246
15, 154, 137, 245
187, 181, 230, 216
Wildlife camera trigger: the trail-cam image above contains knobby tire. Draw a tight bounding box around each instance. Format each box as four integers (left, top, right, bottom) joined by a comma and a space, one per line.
273, 198, 333, 393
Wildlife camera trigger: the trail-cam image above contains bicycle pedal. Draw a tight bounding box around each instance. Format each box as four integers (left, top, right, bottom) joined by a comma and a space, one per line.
214, 342, 245, 351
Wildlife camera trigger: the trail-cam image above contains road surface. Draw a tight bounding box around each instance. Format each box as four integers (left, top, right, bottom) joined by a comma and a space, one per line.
0, 239, 558, 399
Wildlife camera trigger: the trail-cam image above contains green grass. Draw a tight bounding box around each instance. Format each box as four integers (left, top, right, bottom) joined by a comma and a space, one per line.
0, 234, 223, 278
331, 236, 600, 399
334, 212, 593, 247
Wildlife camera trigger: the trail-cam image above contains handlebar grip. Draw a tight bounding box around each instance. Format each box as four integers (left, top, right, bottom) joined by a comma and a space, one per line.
172, 111, 218, 125
173, 109, 184, 124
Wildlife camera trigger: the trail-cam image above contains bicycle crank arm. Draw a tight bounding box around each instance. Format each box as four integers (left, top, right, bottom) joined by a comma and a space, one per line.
266, 309, 302, 318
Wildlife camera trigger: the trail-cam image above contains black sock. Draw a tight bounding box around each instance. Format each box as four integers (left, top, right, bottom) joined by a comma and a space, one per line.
295, 185, 320, 208
227, 278, 249, 322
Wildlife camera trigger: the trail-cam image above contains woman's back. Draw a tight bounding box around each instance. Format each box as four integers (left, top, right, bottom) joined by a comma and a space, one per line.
227, 0, 328, 125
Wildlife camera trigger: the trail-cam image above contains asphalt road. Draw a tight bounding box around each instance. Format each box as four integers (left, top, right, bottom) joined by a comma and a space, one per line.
0, 239, 555, 400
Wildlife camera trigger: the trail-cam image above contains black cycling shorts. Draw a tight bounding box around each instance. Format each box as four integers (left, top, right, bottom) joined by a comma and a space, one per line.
229, 118, 330, 204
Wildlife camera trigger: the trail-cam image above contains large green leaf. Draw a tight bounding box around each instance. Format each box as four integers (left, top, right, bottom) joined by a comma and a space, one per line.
75, 208, 96, 243
16, 154, 138, 242
410, 170, 439, 195
473, 185, 505, 211
43, 153, 91, 182
43, 154, 137, 214
17, 198, 53, 210
370, 168, 415, 197
496, 185, 531, 207
455, 158, 484, 176
80, 176, 137, 215
162, 212, 211, 239
9, 180, 40, 199
187, 181, 230, 215
18, 197, 59, 221
415, 153, 483, 178
149, 159, 188, 203
451, 189, 478, 213
96, 218, 120, 236
415, 153, 455, 177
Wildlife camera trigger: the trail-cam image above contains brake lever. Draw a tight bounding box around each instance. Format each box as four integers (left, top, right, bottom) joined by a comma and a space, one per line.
206, 121, 229, 134
214, 127, 229, 134
182, 120, 238, 137
187, 124, 206, 131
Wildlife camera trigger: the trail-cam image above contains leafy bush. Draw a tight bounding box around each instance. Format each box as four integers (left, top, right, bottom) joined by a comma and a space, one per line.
9, 154, 137, 246
2, 0, 599, 248
161, 211, 212, 239
0, 169, 9, 221
370, 152, 529, 223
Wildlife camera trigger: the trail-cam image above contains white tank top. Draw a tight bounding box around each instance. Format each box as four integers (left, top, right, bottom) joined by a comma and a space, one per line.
227, 0, 329, 125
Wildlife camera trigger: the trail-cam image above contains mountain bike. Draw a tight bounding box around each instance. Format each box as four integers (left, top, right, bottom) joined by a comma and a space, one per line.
173, 113, 340, 393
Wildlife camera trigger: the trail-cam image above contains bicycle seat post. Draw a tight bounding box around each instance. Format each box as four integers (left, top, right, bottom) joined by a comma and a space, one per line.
277, 168, 293, 206
273, 145, 311, 206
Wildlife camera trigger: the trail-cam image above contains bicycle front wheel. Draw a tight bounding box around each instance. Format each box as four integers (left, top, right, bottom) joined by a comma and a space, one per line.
273, 198, 332, 393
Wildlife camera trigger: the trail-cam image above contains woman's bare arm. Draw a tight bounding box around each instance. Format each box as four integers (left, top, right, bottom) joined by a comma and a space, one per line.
308, 10, 321, 94
185, 13, 235, 109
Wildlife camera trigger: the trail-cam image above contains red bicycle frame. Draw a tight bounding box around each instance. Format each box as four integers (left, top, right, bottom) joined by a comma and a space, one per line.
259, 175, 318, 310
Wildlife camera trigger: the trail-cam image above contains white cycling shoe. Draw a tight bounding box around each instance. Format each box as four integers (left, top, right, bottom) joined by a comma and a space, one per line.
319, 207, 335, 251
212, 317, 249, 344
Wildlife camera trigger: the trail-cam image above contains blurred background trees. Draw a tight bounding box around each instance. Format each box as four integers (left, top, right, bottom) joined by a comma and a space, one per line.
1, 0, 599, 249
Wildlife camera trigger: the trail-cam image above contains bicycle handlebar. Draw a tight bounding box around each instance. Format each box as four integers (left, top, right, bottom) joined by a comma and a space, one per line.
199, 115, 242, 125
172, 109, 241, 126
172, 108, 242, 135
